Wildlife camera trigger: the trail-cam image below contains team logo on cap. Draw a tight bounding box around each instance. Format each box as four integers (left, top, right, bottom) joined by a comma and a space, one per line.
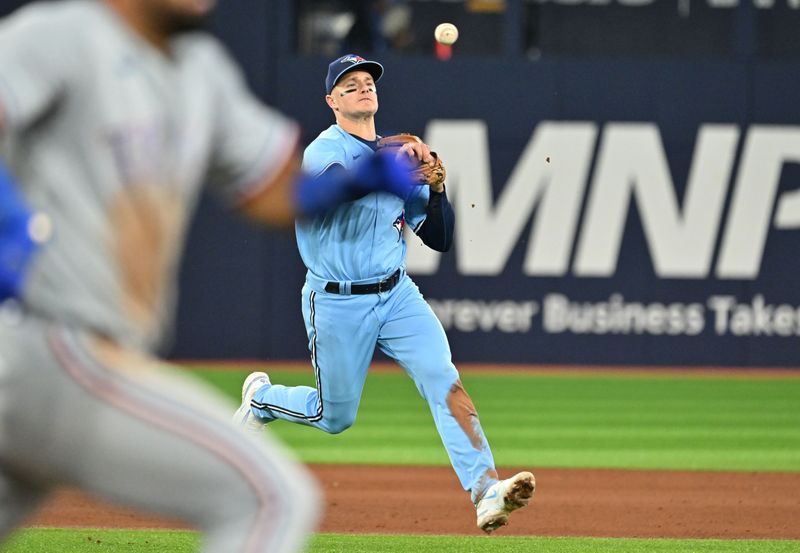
341, 54, 366, 64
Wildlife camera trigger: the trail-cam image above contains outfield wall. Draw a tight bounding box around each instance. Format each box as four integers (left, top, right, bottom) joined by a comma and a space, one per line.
176, 3, 800, 366
173, 54, 800, 367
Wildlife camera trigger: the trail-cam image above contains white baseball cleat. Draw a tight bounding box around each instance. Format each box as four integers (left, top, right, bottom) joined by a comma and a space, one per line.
233, 371, 271, 436
475, 471, 536, 533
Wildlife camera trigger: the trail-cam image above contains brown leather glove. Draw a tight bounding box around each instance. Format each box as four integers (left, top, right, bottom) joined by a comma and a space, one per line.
376, 133, 446, 192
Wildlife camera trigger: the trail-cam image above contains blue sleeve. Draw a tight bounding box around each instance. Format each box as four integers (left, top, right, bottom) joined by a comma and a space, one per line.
416, 189, 454, 252
302, 138, 346, 176
294, 153, 415, 218
316, 163, 371, 203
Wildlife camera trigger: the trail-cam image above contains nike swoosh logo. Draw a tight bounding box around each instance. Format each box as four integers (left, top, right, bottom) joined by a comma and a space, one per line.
352, 154, 361, 160
482, 490, 498, 501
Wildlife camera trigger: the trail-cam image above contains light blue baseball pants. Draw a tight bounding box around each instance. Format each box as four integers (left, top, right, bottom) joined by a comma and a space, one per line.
251, 274, 498, 498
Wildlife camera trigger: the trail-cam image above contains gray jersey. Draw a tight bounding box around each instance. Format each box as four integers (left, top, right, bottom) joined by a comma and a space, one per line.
0, 0, 297, 352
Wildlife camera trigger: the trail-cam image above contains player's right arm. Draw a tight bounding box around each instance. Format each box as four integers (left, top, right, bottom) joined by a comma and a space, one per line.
228, 149, 416, 227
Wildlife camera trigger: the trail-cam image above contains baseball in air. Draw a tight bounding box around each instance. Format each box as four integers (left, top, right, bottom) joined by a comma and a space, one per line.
434, 23, 459, 46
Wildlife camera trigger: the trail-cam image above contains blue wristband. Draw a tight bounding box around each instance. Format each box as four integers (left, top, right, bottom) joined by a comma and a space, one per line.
0, 162, 46, 300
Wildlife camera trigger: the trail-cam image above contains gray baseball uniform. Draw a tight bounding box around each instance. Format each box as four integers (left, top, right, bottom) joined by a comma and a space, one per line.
0, 2, 319, 552
0, 0, 297, 353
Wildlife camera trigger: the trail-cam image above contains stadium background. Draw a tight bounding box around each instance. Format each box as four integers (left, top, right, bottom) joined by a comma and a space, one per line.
2, 0, 799, 368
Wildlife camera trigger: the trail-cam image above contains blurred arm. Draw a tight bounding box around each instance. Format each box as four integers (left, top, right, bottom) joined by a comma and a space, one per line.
235, 149, 301, 228
238, 149, 416, 226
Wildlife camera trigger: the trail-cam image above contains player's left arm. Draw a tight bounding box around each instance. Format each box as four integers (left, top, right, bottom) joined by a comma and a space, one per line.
415, 187, 454, 252
398, 138, 452, 251
202, 40, 303, 227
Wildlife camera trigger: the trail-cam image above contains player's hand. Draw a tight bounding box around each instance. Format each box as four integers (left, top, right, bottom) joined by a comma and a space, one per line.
397, 141, 435, 167
377, 134, 446, 193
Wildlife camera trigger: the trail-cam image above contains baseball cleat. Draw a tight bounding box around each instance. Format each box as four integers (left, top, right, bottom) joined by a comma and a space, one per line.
233, 371, 271, 436
475, 471, 535, 533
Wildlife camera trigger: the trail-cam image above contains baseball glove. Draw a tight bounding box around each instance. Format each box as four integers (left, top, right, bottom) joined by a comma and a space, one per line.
376, 133, 446, 191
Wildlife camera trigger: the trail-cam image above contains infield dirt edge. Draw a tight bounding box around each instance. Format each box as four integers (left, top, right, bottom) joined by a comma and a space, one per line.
28, 464, 800, 539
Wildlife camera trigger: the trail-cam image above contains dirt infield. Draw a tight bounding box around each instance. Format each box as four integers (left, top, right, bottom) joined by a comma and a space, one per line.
28, 464, 800, 539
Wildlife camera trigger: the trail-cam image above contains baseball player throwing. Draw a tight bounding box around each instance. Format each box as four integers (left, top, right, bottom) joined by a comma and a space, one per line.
0, 3, 416, 552
235, 54, 535, 533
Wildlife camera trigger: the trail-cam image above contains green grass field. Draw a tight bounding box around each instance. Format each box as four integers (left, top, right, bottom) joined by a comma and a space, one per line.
5, 529, 800, 553
6, 366, 800, 553
197, 367, 800, 471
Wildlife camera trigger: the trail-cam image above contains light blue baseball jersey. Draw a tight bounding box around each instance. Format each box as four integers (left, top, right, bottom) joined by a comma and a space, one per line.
297, 124, 429, 282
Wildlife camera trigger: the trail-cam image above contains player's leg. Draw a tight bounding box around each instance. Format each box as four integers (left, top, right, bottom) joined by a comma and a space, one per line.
1, 315, 320, 553
0, 313, 53, 543
248, 285, 378, 434
377, 277, 534, 531
0, 468, 49, 543
376, 277, 497, 495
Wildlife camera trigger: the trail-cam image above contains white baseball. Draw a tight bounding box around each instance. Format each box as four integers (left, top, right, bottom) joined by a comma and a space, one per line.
434, 23, 458, 46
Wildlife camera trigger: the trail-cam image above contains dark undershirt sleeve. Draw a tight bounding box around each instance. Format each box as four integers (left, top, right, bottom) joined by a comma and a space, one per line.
417, 188, 454, 252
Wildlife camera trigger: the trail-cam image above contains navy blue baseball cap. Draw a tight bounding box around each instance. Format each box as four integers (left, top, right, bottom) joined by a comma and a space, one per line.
325, 54, 384, 95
